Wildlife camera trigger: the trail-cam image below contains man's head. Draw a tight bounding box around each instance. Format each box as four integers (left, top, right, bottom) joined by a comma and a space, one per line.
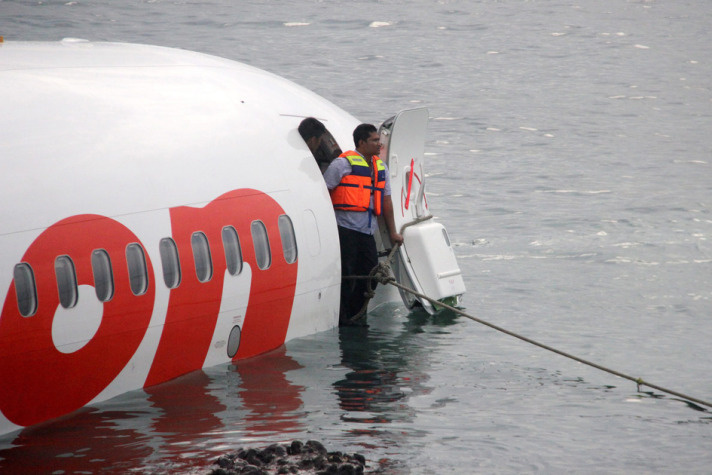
353, 123, 381, 159
298, 117, 327, 152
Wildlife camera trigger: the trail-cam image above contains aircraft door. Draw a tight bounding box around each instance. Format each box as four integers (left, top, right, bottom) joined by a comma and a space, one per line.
378, 108, 465, 313
379, 107, 429, 226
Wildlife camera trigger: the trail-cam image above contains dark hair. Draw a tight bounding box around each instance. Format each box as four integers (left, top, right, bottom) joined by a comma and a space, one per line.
298, 117, 327, 141
353, 123, 377, 148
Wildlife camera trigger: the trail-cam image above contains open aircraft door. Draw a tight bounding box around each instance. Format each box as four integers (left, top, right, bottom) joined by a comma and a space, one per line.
378, 108, 466, 313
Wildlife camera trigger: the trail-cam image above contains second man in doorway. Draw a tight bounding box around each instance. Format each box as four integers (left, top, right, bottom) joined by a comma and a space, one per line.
324, 123, 404, 326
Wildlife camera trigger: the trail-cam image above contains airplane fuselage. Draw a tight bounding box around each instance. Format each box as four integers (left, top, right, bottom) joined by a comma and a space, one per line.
0, 40, 356, 435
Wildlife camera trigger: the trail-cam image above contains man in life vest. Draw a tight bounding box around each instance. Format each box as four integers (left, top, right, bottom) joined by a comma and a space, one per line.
324, 123, 404, 326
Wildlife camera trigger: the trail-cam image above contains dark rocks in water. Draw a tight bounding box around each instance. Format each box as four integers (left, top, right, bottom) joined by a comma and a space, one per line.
209, 440, 375, 474
287, 440, 303, 456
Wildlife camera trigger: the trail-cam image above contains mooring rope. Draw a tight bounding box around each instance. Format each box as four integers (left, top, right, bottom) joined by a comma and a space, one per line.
343, 238, 712, 410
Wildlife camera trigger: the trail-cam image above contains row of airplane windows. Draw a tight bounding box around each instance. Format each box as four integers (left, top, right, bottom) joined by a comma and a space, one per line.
12, 215, 298, 318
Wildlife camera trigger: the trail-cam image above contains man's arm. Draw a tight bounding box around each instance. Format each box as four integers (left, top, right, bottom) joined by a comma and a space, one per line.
382, 197, 404, 245
323, 156, 350, 190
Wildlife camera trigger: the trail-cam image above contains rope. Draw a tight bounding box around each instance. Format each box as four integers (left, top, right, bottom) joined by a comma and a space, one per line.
382, 278, 712, 409
343, 227, 712, 409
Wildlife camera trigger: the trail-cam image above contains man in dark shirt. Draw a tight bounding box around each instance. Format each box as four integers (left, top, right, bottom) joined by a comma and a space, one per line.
298, 117, 341, 173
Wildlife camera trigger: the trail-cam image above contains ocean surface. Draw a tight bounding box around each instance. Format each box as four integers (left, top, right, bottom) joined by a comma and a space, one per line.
1, 0, 711, 473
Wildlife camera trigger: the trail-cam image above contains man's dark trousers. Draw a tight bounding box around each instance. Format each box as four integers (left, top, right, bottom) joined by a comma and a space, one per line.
337, 225, 378, 324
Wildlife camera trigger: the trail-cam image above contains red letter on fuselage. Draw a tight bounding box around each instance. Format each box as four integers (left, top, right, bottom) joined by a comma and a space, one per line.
0, 189, 299, 429
0, 215, 154, 427
145, 189, 298, 385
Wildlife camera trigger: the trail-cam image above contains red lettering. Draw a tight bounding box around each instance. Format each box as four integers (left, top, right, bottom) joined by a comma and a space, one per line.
0, 189, 299, 429
0, 215, 154, 427
145, 189, 298, 384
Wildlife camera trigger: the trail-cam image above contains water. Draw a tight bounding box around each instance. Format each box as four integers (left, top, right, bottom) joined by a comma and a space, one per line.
1, 0, 711, 472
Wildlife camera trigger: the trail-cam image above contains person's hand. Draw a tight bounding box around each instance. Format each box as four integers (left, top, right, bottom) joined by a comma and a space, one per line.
390, 232, 404, 245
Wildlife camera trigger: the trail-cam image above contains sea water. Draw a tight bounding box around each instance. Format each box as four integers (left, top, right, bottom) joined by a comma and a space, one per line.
1, 1, 710, 473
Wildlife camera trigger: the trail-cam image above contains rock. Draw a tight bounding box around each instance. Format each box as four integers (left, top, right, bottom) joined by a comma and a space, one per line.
257, 451, 275, 465
208, 440, 374, 474
287, 440, 303, 455
216, 455, 234, 469
318, 463, 338, 475
312, 455, 327, 470
327, 452, 343, 464
337, 463, 356, 475
305, 440, 327, 455
211, 469, 236, 475
265, 444, 287, 457
241, 466, 264, 475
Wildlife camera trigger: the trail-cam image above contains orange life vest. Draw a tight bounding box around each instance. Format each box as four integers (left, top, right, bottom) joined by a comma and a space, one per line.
330, 151, 386, 215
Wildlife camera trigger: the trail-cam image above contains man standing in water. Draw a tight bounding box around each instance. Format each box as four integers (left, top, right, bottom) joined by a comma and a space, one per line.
324, 123, 404, 326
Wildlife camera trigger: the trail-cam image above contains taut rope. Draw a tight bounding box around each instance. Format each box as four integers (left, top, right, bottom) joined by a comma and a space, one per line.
343, 230, 712, 410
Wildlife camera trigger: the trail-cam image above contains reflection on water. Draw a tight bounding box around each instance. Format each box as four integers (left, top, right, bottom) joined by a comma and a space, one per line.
144, 371, 227, 463
0, 308, 461, 472
335, 326, 407, 422
231, 346, 305, 437
0, 404, 154, 473
334, 307, 460, 435
0, 346, 306, 472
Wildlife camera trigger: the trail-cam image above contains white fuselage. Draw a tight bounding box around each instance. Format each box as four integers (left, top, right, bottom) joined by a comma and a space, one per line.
0, 40, 361, 435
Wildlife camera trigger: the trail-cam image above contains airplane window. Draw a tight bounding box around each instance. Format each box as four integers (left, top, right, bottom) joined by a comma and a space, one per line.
278, 215, 298, 264
226, 325, 241, 358
13, 263, 37, 317
191, 232, 213, 282
159, 238, 181, 288
126, 243, 149, 296
55, 255, 78, 309
91, 249, 114, 302
222, 226, 243, 276
251, 220, 271, 270
442, 227, 452, 247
